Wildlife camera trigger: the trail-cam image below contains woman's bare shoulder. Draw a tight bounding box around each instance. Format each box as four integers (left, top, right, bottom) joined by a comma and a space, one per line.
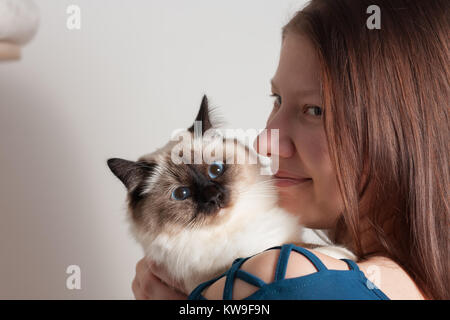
203, 246, 425, 300
357, 256, 425, 300
203, 247, 349, 300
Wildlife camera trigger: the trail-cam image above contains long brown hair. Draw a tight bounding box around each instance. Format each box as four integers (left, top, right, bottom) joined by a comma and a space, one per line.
283, 0, 449, 299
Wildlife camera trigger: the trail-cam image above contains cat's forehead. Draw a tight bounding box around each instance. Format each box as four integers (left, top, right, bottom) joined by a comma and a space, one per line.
144, 134, 251, 164
165, 137, 250, 172
137, 134, 256, 191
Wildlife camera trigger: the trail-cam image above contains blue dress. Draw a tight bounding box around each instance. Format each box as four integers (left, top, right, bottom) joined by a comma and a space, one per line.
188, 243, 390, 300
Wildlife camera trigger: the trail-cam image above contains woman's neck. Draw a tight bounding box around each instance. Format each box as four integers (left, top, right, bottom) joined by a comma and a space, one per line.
332, 215, 395, 259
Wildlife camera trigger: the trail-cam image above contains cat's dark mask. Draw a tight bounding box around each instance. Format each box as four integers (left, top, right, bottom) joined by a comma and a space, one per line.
107, 95, 245, 230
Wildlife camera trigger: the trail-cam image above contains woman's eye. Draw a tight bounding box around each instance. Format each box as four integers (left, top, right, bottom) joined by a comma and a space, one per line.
208, 161, 224, 179
270, 93, 282, 107
171, 187, 191, 200
304, 105, 323, 117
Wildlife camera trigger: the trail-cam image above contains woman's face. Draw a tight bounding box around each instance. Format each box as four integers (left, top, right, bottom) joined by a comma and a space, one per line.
254, 33, 343, 229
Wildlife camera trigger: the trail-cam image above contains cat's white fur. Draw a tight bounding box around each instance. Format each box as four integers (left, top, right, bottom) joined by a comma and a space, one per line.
129, 137, 356, 292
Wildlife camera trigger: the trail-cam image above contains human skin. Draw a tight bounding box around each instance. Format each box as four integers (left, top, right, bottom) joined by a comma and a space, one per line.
254, 32, 344, 229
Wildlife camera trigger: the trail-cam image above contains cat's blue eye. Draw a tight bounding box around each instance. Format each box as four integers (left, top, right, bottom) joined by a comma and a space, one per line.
171, 187, 191, 201
208, 161, 224, 179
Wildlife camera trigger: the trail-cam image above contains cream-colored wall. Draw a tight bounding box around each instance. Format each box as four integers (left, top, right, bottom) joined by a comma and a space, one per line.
0, 0, 307, 299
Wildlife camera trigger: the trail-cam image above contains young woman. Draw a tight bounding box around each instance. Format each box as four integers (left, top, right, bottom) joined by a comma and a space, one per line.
132, 0, 449, 300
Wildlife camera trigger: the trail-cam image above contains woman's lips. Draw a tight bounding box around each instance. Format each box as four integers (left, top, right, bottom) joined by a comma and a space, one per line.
273, 172, 312, 187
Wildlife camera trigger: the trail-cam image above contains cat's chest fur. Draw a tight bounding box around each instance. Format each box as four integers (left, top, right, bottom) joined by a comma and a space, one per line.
132, 192, 303, 292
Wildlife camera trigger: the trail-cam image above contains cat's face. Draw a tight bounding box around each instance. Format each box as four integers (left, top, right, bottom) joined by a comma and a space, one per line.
108, 96, 266, 236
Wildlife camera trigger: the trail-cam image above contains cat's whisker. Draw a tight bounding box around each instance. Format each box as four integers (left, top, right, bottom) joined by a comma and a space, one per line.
242, 180, 276, 190
235, 186, 277, 197
235, 189, 276, 196
240, 195, 275, 199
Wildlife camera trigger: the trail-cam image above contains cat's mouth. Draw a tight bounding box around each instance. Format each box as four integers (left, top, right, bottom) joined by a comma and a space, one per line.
198, 198, 230, 215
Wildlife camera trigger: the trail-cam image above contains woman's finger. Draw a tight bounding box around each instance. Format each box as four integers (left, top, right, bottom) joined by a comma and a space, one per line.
135, 257, 152, 286
148, 260, 187, 294
133, 257, 188, 299
132, 276, 148, 300
144, 270, 188, 299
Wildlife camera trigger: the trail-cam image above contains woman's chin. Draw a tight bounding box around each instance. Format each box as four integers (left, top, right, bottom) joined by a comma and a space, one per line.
275, 187, 316, 225
276, 193, 305, 216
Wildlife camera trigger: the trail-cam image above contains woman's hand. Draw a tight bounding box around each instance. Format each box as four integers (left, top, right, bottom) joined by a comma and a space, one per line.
132, 257, 188, 300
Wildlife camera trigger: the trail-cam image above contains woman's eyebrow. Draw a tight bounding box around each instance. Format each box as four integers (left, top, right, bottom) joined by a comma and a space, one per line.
271, 78, 319, 96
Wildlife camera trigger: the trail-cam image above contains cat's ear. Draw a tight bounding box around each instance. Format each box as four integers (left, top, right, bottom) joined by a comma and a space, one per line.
188, 94, 213, 134
107, 158, 156, 190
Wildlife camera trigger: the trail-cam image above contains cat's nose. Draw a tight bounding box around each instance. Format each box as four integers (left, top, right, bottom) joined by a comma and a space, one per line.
202, 185, 226, 208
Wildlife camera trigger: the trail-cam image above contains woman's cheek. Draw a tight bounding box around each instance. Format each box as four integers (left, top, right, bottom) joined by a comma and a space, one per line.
299, 128, 343, 227
315, 154, 344, 222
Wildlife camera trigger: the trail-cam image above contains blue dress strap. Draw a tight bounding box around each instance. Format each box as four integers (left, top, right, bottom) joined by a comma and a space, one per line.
189, 272, 226, 300
274, 243, 294, 281
223, 257, 247, 300
266, 244, 328, 281
290, 245, 328, 272
235, 269, 267, 288
341, 258, 361, 271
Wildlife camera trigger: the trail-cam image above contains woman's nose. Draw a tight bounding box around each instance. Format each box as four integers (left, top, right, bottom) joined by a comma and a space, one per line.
253, 115, 295, 159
